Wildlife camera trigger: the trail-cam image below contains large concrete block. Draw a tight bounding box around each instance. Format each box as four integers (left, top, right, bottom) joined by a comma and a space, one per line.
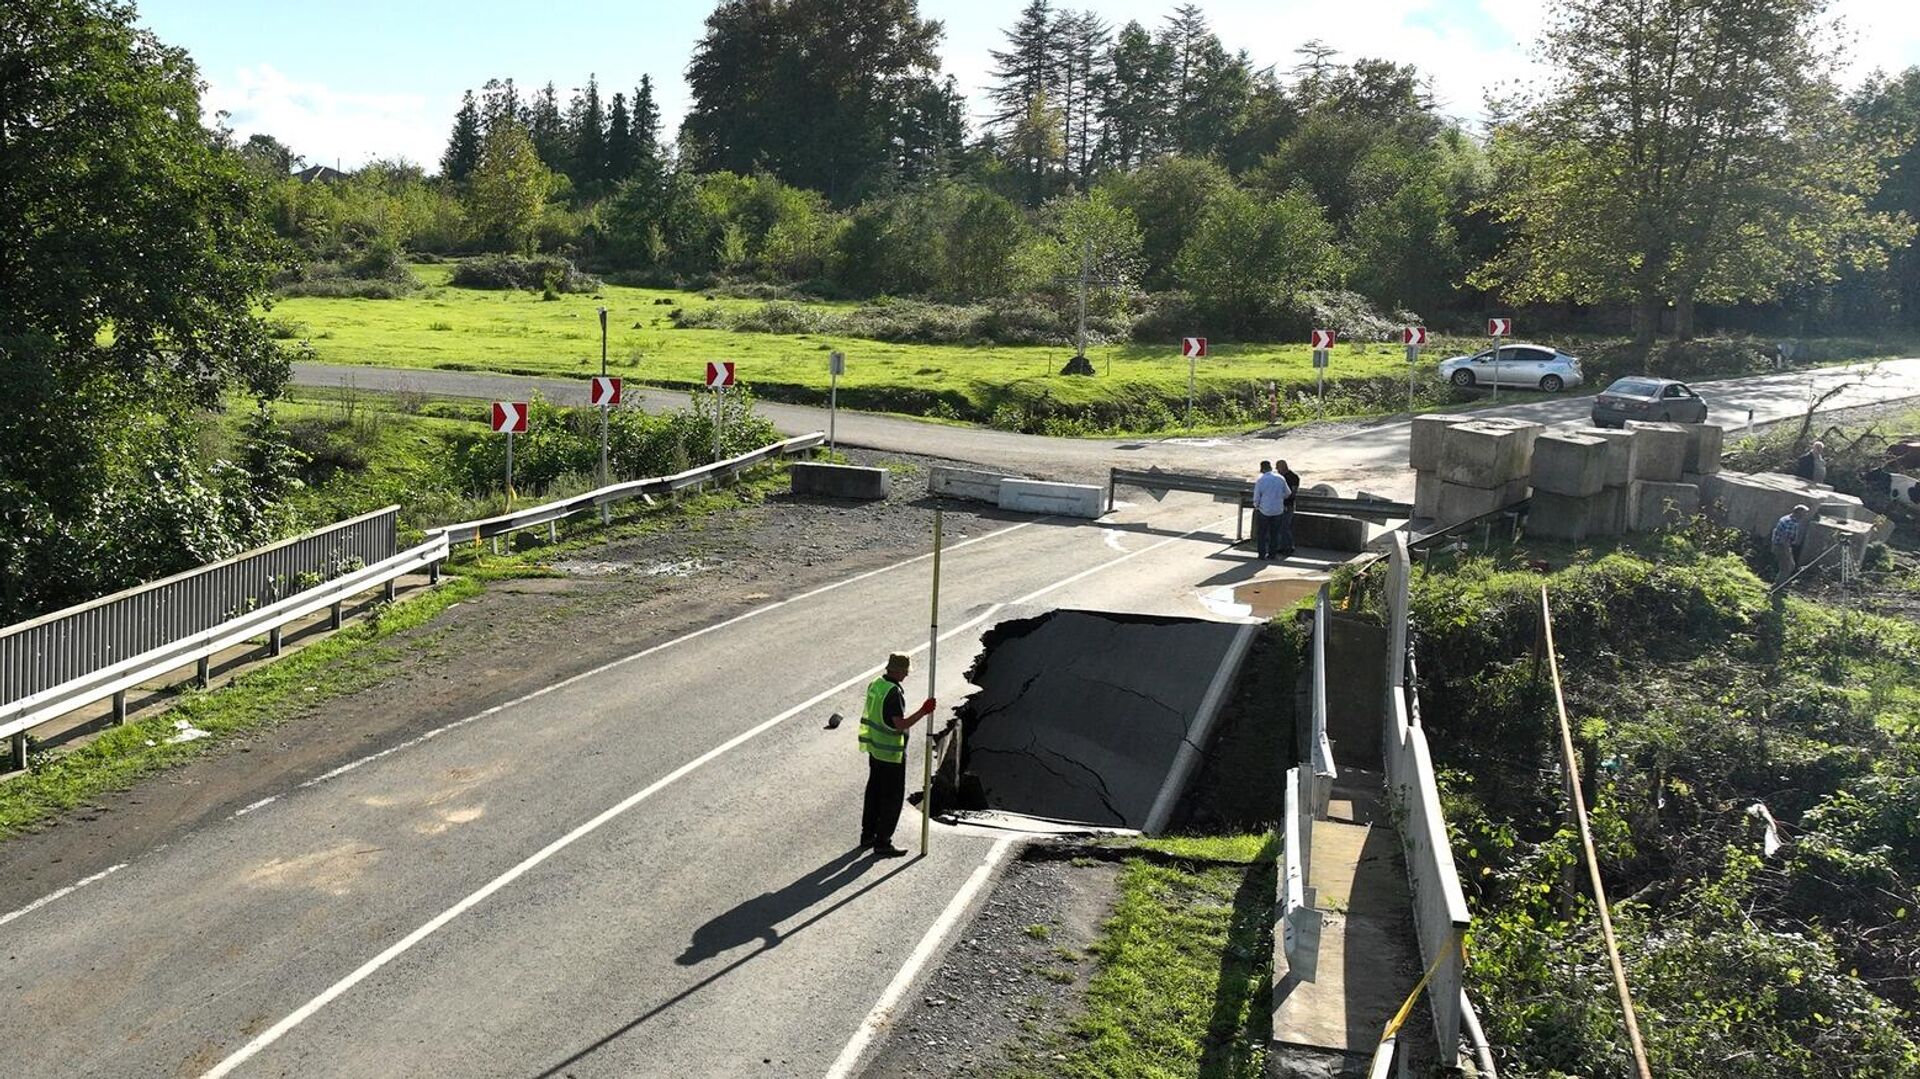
1571, 427, 1639, 487
1531, 433, 1610, 498
790, 462, 889, 500
1476, 417, 1545, 475
1681, 424, 1725, 475
1629, 480, 1700, 532
1414, 470, 1440, 520
1409, 414, 1463, 471
1528, 490, 1612, 542
1291, 513, 1369, 552
929, 465, 1010, 503
1626, 422, 1690, 482
999, 478, 1104, 519
1436, 481, 1512, 526
1589, 485, 1628, 536
1714, 471, 1825, 537
1438, 422, 1521, 489
1805, 516, 1874, 571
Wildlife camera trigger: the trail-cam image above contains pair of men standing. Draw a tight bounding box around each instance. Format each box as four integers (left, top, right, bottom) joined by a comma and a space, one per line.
1253, 460, 1298, 561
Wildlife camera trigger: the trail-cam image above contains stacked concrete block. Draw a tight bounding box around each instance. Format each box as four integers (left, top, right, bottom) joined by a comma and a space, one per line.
1409, 414, 1463, 473
1526, 433, 1617, 541
1430, 421, 1534, 526
1629, 481, 1701, 531
1805, 516, 1874, 569
1530, 491, 1610, 541
1680, 423, 1724, 475
1572, 427, 1639, 488
1625, 421, 1690, 482
1710, 472, 1824, 536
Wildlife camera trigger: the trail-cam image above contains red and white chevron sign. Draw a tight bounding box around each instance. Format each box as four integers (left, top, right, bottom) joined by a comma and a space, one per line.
1310, 329, 1336, 350
1403, 326, 1429, 346
589, 376, 622, 406
491, 401, 528, 434
1487, 317, 1513, 337
705, 361, 736, 388
1181, 336, 1208, 358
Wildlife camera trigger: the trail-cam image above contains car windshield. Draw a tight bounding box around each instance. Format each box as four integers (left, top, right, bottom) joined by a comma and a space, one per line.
1608, 379, 1662, 396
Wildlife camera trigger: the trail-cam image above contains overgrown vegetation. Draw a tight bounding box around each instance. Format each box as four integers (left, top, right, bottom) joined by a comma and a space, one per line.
1399, 538, 1920, 1076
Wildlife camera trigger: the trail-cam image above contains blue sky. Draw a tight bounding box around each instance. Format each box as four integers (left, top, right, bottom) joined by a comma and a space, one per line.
139, 0, 1920, 171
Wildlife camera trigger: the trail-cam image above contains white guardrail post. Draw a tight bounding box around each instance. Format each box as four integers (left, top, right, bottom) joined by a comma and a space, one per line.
1310, 583, 1336, 820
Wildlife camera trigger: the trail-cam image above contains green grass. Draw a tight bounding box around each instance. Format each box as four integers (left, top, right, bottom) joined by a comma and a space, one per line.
0, 577, 482, 838
1058, 834, 1277, 1078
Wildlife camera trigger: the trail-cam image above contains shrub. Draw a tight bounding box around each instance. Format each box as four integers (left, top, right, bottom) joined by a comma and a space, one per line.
450, 254, 601, 293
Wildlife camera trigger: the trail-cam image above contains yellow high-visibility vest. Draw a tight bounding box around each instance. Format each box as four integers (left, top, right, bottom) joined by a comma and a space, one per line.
859, 677, 905, 763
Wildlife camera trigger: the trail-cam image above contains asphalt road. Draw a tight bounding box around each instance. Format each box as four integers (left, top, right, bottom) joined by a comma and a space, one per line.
293, 358, 1920, 495
4, 496, 1252, 1078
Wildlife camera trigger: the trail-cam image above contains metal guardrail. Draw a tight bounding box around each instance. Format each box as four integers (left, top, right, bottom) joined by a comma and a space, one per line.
1379, 531, 1474, 1070
429, 433, 825, 544
1308, 584, 1337, 819
1106, 467, 1414, 544
1, 506, 399, 710
1, 536, 448, 748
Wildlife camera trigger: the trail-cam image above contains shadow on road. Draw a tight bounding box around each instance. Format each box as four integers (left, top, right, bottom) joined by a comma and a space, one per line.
530, 845, 915, 1078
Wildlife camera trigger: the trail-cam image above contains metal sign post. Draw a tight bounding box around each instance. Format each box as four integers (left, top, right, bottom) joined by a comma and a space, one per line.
505, 431, 515, 507
1403, 327, 1427, 416
712, 385, 723, 463
1314, 349, 1329, 417
829, 350, 844, 454
921, 508, 943, 856
1181, 337, 1207, 427
1487, 318, 1512, 403
599, 306, 610, 520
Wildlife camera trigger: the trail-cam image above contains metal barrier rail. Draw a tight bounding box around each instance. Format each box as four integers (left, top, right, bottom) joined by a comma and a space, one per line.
1, 506, 399, 710
1281, 765, 1315, 973
429, 433, 826, 545
1308, 583, 1337, 819
1, 536, 449, 748
1106, 468, 1413, 544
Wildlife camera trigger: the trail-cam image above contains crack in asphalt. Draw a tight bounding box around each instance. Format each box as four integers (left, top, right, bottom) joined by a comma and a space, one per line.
969, 725, 1130, 826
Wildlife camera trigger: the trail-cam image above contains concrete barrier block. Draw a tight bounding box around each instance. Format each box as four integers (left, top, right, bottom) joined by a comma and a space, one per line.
1409, 414, 1463, 471
999, 478, 1104, 519
1531, 433, 1610, 498
1572, 426, 1639, 487
1626, 422, 1689, 482
1681, 424, 1725, 475
1436, 481, 1513, 526
929, 465, 1009, 503
1805, 516, 1873, 569
1414, 470, 1440, 520
1589, 485, 1628, 536
1291, 513, 1369, 552
1528, 490, 1607, 541
1629, 480, 1700, 532
790, 462, 890, 500
1476, 418, 1544, 475
1438, 422, 1520, 489
1713, 471, 1834, 537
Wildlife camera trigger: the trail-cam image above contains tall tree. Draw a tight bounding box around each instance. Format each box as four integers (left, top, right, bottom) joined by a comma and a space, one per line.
237, 133, 302, 177
1849, 68, 1920, 328
441, 90, 483, 182
606, 92, 634, 184
1, 0, 288, 617
1097, 21, 1170, 170
1480, 0, 1908, 341
986, 0, 1056, 132
479, 77, 521, 135
469, 118, 554, 253
1056, 10, 1111, 186
1175, 186, 1341, 333
526, 82, 569, 173
569, 74, 607, 192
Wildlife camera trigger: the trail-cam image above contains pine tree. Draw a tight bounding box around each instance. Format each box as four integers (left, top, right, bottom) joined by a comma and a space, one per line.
606, 92, 633, 185
987, 0, 1056, 132
569, 75, 607, 192
1097, 21, 1170, 170
441, 90, 483, 183
1057, 10, 1111, 187
479, 77, 521, 135
526, 82, 569, 172
631, 75, 661, 168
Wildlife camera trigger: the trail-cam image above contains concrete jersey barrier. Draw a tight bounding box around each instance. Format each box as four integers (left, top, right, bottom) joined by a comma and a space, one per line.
998, 478, 1104, 519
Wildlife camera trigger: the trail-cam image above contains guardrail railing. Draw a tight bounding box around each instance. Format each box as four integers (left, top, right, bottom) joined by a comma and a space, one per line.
2, 433, 825, 770
1307, 583, 1337, 819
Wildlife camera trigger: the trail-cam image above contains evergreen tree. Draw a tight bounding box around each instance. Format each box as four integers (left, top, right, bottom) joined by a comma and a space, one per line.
441, 91, 483, 182
1097, 21, 1170, 170
1058, 10, 1111, 186
569, 75, 607, 192
606, 92, 633, 185
470, 117, 554, 254
1156, 4, 1248, 157
526, 82, 569, 173
479, 77, 521, 135
986, 0, 1056, 132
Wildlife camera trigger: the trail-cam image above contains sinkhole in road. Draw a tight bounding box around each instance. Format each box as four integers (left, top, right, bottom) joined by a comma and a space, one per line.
933, 609, 1252, 832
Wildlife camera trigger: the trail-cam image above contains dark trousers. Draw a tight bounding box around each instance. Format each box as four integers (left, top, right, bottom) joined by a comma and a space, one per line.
1277, 506, 1296, 554
860, 754, 907, 845
1255, 510, 1283, 558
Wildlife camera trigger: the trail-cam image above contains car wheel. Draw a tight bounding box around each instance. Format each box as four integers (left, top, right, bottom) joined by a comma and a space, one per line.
1540, 375, 1564, 392
1451, 369, 1475, 387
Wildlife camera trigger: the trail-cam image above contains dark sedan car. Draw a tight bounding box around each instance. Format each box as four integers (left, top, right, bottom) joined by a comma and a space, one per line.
1590, 377, 1709, 427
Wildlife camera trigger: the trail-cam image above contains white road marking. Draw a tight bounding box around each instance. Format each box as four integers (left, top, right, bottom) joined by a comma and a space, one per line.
822, 838, 1014, 1079
1101, 528, 1126, 551
200, 509, 1227, 1077
0, 863, 126, 927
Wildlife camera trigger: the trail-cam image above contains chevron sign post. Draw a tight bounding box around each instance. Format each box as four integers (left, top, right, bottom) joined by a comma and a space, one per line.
590, 378, 622, 517
1403, 327, 1429, 412
1311, 330, 1336, 417
1488, 318, 1513, 402
589, 376, 622, 406
1181, 338, 1207, 427
491, 401, 528, 503
1487, 317, 1513, 337
705, 362, 736, 461
1310, 329, 1336, 350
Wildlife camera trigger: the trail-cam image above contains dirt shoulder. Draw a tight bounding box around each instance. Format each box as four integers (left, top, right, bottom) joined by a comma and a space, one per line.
0, 449, 1007, 912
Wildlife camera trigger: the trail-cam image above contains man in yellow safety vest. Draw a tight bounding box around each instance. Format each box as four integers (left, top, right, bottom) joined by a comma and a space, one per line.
859, 652, 937, 857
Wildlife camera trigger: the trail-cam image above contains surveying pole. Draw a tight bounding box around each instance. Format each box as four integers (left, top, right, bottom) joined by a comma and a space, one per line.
920, 509, 944, 855
598, 307, 611, 521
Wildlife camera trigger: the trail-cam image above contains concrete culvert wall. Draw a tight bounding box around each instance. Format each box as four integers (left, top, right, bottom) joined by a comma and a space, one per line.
939, 609, 1255, 831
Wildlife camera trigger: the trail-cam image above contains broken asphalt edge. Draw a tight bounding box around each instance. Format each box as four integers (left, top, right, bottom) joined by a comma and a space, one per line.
1142, 621, 1261, 835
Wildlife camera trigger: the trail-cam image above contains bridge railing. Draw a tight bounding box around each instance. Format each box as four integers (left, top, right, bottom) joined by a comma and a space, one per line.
1307, 583, 1337, 820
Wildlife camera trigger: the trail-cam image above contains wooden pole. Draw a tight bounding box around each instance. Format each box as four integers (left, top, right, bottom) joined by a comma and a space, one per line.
921, 509, 943, 856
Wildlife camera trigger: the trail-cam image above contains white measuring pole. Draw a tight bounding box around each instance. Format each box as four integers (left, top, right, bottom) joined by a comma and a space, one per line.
920, 509, 943, 856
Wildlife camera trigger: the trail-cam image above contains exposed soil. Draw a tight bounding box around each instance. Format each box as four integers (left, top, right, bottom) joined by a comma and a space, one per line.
862, 845, 1120, 1078
0, 449, 1009, 912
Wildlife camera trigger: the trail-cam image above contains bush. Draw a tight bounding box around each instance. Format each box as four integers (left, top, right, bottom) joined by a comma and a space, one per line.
272, 251, 421, 299
450, 254, 601, 294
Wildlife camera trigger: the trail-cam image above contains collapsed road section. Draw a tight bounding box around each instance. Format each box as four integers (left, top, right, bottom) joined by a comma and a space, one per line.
939, 609, 1257, 832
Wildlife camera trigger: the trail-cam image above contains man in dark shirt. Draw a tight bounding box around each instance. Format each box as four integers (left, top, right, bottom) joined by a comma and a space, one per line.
1276, 460, 1301, 559
858, 653, 937, 857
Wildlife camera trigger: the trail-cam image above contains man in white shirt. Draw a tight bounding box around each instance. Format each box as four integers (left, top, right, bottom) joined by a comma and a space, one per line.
1252, 461, 1291, 560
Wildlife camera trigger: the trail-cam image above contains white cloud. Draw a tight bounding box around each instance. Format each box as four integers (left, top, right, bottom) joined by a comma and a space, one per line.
1833, 0, 1920, 81
202, 64, 450, 171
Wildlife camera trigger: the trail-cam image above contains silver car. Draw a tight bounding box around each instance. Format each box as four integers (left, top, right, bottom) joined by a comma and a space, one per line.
1438, 343, 1584, 392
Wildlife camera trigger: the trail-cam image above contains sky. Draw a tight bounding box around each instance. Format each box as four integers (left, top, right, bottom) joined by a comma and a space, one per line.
138, 0, 1920, 172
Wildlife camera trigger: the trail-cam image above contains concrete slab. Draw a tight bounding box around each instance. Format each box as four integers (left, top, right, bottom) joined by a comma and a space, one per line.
1709, 471, 1861, 537
1531, 433, 1610, 498
1413, 470, 1439, 521
1590, 485, 1628, 536
1409, 414, 1463, 472
1475, 417, 1544, 475
998, 478, 1104, 519
1528, 490, 1609, 542
928, 465, 1013, 503
1571, 427, 1639, 487
1625, 422, 1689, 482
1437, 422, 1521, 489
1630, 480, 1701, 532
953, 610, 1251, 830
1806, 516, 1874, 568
1436, 481, 1516, 527
1292, 514, 1369, 553
789, 462, 889, 500
1681, 423, 1724, 475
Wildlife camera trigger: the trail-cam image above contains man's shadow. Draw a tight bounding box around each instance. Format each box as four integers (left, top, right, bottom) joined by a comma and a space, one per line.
676, 844, 876, 965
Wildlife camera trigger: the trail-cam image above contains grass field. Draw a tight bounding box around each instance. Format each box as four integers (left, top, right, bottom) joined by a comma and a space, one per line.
269, 264, 1920, 435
